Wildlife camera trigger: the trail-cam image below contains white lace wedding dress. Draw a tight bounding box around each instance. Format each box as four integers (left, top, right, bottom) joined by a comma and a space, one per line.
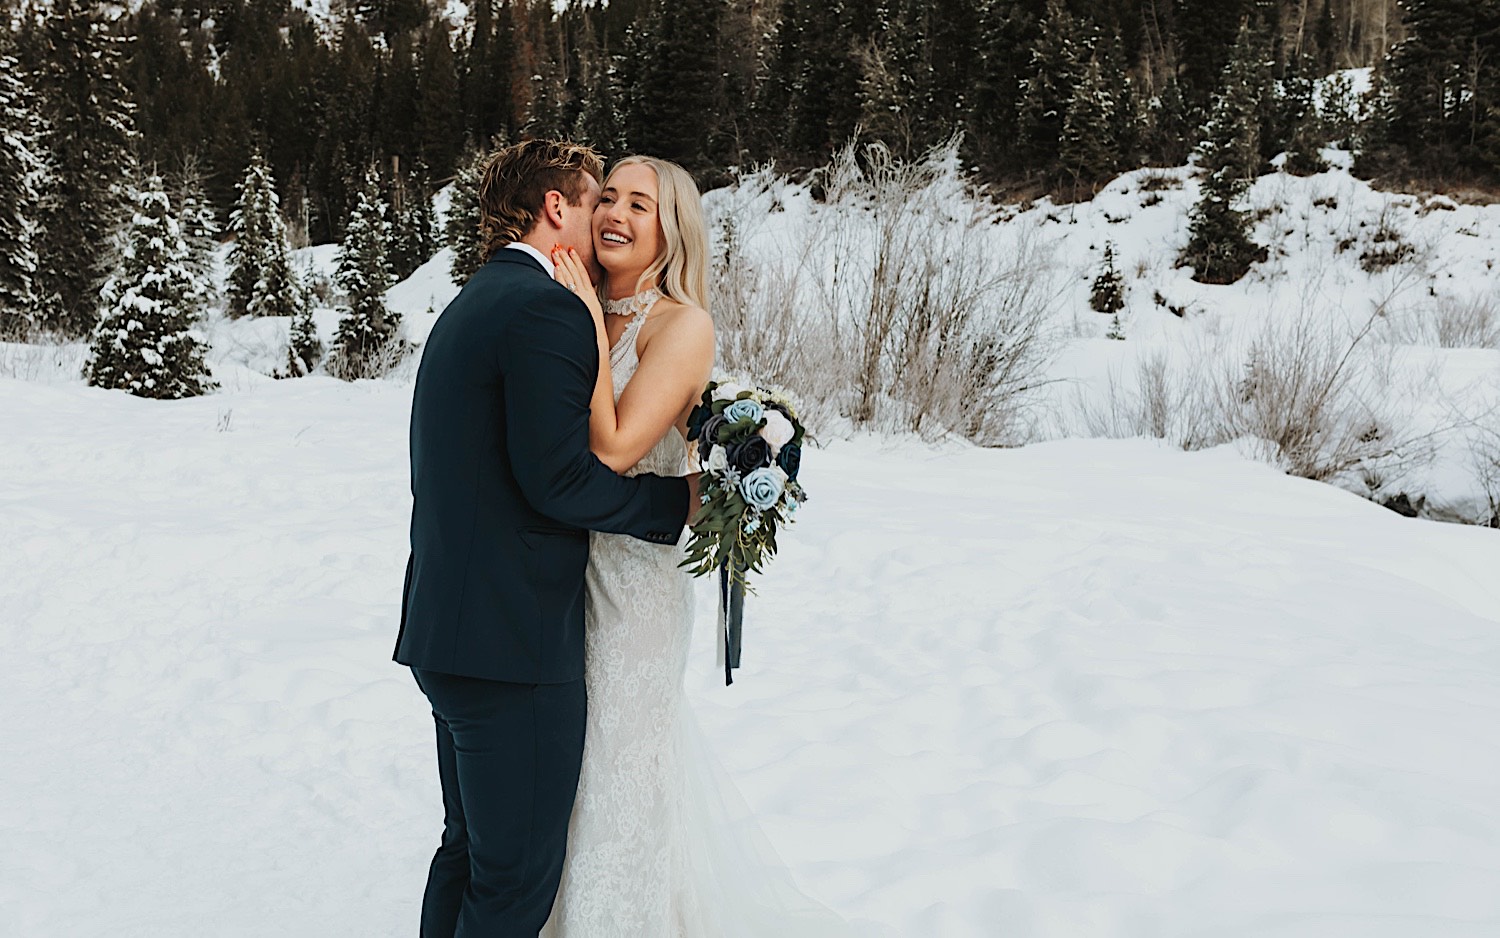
540, 293, 848, 938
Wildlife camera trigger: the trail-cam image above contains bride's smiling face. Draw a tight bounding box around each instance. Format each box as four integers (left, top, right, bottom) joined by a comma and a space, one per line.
593, 163, 662, 286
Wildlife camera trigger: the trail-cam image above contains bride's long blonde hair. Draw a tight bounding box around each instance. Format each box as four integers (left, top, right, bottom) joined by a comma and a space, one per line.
605, 155, 710, 315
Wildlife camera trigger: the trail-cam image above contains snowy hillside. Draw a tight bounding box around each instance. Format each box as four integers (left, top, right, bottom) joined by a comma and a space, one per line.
3, 375, 1499, 936
705, 148, 1500, 525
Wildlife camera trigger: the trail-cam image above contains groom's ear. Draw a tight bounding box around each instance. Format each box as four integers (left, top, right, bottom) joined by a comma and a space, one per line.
540, 190, 567, 231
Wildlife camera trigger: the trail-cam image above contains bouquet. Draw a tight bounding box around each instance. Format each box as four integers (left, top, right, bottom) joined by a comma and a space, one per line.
681, 378, 808, 684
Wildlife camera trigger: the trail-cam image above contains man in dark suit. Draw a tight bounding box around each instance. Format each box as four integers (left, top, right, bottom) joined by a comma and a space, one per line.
394, 139, 697, 937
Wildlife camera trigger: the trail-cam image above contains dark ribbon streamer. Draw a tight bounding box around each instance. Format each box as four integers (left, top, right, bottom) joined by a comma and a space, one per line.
720, 563, 744, 685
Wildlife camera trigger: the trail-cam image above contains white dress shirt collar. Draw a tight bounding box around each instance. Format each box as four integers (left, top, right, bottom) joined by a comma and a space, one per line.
503, 241, 555, 278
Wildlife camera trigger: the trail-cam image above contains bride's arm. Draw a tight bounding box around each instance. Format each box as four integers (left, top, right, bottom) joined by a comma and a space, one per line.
554, 248, 715, 474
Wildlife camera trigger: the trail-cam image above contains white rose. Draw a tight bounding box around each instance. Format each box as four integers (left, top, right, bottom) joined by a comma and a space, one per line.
706, 445, 729, 475
713, 380, 747, 401
758, 410, 795, 451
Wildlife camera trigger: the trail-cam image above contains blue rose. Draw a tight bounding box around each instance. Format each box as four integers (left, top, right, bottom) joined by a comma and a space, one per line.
724, 398, 764, 425
740, 466, 785, 511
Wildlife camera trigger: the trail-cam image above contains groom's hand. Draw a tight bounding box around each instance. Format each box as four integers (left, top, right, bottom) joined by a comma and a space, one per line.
685, 472, 703, 524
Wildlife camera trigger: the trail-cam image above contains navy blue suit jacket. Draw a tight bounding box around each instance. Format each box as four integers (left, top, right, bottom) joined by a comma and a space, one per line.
394, 249, 689, 683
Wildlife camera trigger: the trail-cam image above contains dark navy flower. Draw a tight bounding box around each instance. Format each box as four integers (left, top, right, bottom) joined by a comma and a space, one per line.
776, 441, 801, 482
686, 403, 712, 442
699, 413, 728, 450
727, 435, 773, 476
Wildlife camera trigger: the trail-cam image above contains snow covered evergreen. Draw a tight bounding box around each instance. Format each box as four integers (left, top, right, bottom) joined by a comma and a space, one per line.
170, 157, 221, 305
1089, 241, 1125, 315
0, 52, 47, 338
444, 148, 487, 286
387, 164, 437, 282
329, 165, 401, 380
285, 298, 322, 377
226, 149, 308, 330
30, 0, 137, 338
85, 176, 214, 399
227, 150, 273, 317
1179, 20, 1269, 285
1060, 54, 1118, 189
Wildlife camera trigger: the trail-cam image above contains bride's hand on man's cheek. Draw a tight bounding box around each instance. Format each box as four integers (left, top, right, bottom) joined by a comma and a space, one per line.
551, 246, 602, 318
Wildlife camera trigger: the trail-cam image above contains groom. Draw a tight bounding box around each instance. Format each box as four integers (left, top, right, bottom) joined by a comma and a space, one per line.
395, 139, 697, 937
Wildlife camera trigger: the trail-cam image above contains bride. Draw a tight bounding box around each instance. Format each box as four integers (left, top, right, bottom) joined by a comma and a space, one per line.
541, 156, 847, 937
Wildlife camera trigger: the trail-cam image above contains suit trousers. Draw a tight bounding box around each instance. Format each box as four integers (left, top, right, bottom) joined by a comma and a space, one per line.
411, 667, 587, 938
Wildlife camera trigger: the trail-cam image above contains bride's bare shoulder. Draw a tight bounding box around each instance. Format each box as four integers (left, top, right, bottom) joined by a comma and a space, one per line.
645, 297, 714, 347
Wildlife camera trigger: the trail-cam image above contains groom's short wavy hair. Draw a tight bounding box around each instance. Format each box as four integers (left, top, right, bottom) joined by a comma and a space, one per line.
477, 139, 605, 261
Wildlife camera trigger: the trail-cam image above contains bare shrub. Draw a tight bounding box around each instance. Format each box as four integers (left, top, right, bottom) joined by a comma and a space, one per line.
1358, 205, 1416, 273
1078, 351, 1216, 449
0, 335, 89, 383
1075, 305, 1436, 490
706, 169, 826, 403
1209, 311, 1430, 483
1430, 293, 1500, 349
1137, 171, 1181, 192
1472, 425, 1500, 527
709, 140, 1063, 444
327, 335, 412, 382
1380, 291, 1500, 351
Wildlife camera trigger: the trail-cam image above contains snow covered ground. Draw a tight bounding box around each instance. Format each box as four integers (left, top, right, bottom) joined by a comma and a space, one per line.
4, 373, 1500, 936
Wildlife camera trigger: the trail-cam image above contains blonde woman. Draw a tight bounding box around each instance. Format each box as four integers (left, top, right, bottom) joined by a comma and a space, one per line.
544, 157, 848, 936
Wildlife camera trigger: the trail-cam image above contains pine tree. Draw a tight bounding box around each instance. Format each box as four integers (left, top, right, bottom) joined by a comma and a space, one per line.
0, 51, 47, 338
86, 176, 215, 399
1017, 0, 1088, 175
1099, 34, 1141, 170
1143, 77, 1195, 167
969, 0, 1037, 177
415, 21, 463, 181
329, 165, 401, 380
1090, 241, 1126, 314
247, 204, 306, 321
388, 161, 437, 281
1178, 19, 1269, 285
1313, 0, 1337, 72
459, 0, 513, 146
1196, 20, 1268, 185
169, 155, 220, 306
1172, 0, 1253, 114
625, 0, 728, 175
1106, 312, 1126, 340
226, 150, 273, 317
759, 0, 869, 167
1060, 53, 1118, 194
1362, 0, 1500, 182
570, 12, 627, 155
857, 0, 932, 160
31, 0, 139, 337
285, 279, 322, 377
1278, 55, 1327, 176
445, 146, 488, 286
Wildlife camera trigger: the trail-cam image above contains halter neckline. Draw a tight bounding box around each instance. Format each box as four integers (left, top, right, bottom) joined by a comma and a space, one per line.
604, 287, 661, 319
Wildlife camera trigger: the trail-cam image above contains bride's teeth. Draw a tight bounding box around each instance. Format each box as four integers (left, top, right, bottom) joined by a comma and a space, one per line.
602, 232, 630, 244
